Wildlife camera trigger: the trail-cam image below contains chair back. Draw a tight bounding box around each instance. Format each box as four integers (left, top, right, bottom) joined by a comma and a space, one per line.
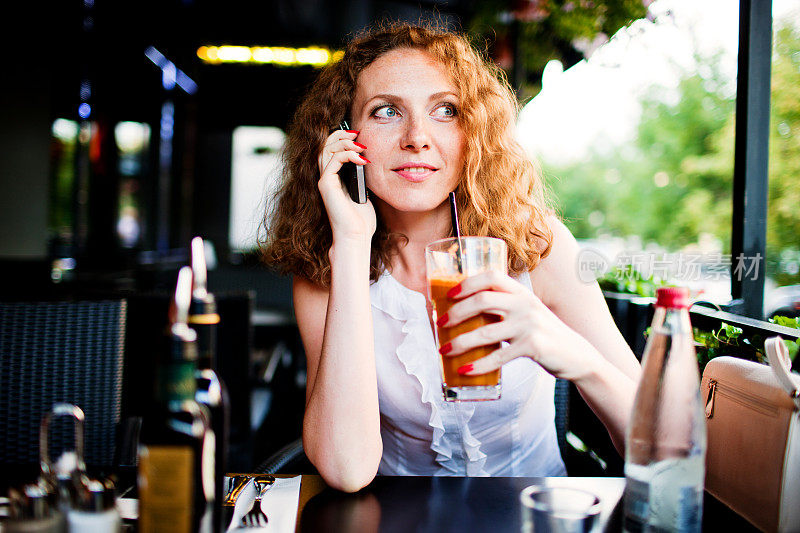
0, 300, 126, 471
554, 378, 569, 460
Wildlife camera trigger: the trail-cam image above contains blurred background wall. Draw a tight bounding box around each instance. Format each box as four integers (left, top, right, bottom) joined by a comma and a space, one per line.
0, 0, 654, 284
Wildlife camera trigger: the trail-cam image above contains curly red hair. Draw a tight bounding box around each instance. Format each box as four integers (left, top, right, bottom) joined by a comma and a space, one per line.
261, 21, 553, 286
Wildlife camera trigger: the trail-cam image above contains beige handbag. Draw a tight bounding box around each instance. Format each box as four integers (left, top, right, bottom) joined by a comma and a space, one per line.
700, 337, 800, 533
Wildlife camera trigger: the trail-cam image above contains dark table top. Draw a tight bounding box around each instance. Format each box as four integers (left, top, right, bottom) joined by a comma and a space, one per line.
113, 474, 757, 532
292, 475, 757, 533
298, 476, 618, 533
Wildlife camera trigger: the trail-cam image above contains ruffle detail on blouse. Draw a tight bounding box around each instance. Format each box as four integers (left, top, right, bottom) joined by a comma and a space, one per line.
370, 272, 488, 476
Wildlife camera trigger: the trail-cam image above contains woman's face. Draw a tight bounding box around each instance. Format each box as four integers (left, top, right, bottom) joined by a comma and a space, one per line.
351, 48, 466, 215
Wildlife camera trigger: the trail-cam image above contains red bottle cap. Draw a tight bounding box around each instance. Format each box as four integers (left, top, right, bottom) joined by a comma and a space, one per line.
655, 286, 690, 308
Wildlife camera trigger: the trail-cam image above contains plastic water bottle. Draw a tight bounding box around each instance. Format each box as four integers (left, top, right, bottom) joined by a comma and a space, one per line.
624, 286, 706, 532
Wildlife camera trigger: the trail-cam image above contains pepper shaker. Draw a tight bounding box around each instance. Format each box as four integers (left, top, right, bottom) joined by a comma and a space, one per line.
5, 482, 66, 533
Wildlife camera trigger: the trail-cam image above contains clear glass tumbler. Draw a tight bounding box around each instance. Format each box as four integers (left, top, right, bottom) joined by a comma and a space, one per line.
425, 236, 507, 401
520, 485, 601, 533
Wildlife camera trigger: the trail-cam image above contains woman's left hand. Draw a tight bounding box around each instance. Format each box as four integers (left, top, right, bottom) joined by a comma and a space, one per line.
438, 270, 597, 381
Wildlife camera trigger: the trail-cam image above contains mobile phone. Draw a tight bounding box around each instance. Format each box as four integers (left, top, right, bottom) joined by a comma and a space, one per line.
339, 121, 367, 204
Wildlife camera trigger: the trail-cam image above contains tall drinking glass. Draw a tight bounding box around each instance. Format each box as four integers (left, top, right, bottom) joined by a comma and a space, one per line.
425, 236, 507, 401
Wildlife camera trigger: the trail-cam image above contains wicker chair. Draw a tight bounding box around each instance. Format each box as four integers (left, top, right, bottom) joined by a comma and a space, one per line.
0, 299, 128, 484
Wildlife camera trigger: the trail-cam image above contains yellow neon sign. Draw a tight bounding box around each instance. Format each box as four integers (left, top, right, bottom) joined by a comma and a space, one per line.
197, 45, 342, 67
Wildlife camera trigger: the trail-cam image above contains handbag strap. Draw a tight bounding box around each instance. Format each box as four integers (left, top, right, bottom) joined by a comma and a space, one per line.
765, 336, 800, 410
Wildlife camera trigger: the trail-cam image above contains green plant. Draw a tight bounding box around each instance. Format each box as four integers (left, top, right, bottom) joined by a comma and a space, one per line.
467, 0, 651, 99
768, 315, 800, 360
770, 315, 800, 329
691, 316, 799, 373
693, 323, 753, 372
597, 265, 667, 297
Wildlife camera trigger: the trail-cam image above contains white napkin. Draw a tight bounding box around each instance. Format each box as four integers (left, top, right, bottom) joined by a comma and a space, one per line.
227, 476, 302, 532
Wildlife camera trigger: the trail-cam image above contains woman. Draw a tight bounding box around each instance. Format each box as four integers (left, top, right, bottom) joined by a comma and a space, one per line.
262, 22, 640, 492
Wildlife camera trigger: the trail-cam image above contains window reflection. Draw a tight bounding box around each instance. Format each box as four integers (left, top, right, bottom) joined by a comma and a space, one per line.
229, 126, 286, 253
114, 121, 150, 248
519, 0, 740, 305
49, 119, 79, 250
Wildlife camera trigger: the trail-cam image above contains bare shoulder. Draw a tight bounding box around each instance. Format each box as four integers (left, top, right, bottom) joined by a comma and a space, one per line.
292, 276, 331, 393
293, 274, 329, 300
529, 216, 583, 306
529, 217, 640, 378
293, 276, 330, 321
536, 216, 581, 270
293, 276, 330, 336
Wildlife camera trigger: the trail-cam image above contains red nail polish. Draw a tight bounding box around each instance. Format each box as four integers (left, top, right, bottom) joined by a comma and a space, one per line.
439, 342, 452, 355
447, 285, 461, 298
457, 363, 473, 375
436, 313, 449, 327
346, 130, 359, 134
360, 155, 371, 163
354, 142, 367, 149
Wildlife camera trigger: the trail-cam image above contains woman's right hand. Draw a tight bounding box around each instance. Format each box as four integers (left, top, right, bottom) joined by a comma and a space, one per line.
317, 129, 376, 243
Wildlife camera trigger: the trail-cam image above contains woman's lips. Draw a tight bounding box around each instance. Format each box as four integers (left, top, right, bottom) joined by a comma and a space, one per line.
392, 166, 437, 182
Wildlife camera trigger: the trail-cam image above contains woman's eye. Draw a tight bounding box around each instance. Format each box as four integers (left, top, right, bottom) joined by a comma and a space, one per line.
373, 105, 399, 119
432, 104, 457, 119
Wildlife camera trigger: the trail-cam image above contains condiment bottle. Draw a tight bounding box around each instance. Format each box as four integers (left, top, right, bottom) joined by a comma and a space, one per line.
624, 286, 707, 532
190, 236, 230, 533
137, 266, 215, 533
5, 482, 66, 533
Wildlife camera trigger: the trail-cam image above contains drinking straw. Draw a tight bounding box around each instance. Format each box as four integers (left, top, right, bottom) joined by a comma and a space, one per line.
449, 191, 464, 274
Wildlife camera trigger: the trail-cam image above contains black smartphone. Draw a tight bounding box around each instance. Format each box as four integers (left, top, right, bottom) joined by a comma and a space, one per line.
339, 121, 367, 204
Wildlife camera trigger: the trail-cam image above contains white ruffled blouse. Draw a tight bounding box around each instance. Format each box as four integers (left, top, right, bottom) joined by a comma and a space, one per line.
370, 270, 567, 477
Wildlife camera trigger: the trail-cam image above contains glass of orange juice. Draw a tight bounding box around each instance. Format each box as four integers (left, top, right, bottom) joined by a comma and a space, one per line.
425, 236, 507, 401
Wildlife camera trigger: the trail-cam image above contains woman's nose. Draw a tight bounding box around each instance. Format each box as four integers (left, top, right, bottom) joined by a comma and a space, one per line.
401, 115, 430, 151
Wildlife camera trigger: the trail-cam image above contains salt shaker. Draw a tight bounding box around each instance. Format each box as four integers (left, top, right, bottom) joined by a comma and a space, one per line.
66, 478, 121, 533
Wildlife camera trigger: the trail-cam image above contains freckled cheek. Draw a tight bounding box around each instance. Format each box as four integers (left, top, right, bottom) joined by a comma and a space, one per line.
358, 131, 396, 164
446, 125, 466, 153
361, 139, 391, 185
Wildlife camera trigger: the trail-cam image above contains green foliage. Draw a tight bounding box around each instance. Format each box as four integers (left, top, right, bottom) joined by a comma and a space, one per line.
597, 265, 667, 297
769, 316, 800, 360
787, 341, 799, 362
766, 24, 800, 285
469, 0, 650, 99
694, 322, 759, 372
771, 249, 800, 287
547, 49, 736, 249
546, 19, 800, 277
770, 315, 800, 329
693, 317, 798, 372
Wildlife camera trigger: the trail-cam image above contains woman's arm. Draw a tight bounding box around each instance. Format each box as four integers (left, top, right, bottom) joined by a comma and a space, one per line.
294, 242, 382, 492
530, 219, 639, 452
533, 219, 640, 380
438, 218, 640, 453
294, 130, 382, 492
